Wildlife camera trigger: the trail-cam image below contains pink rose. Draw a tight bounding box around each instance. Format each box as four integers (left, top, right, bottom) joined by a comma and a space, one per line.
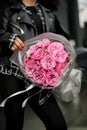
26, 45, 37, 57
40, 55, 56, 70
53, 50, 68, 63
48, 42, 64, 54
56, 62, 67, 75
36, 39, 51, 48
33, 68, 46, 85
23, 59, 41, 77
25, 65, 35, 77
31, 48, 45, 60
46, 70, 59, 86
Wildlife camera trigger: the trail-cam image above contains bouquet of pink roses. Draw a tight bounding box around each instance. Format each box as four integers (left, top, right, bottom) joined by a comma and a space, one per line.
22, 39, 68, 88
15, 32, 75, 89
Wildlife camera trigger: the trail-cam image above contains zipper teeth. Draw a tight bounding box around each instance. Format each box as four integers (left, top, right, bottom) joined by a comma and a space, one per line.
10, 22, 24, 34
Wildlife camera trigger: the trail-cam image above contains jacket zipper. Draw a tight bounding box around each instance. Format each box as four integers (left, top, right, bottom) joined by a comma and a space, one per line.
19, 21, 38, 35
10, 22, 24, 34
10, 22, 37, 35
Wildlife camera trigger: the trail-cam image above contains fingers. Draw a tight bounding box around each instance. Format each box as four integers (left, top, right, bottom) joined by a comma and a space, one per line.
15, 37, 25, 49
11, 44, 18, 51
11, 46, 16, 52
11, 37, 25, 51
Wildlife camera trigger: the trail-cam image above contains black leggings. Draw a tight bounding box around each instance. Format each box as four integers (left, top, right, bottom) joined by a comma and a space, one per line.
0, 74, 67, 130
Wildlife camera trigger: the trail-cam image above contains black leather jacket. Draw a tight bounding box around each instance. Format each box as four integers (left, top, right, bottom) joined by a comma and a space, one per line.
0, 2, 68, 58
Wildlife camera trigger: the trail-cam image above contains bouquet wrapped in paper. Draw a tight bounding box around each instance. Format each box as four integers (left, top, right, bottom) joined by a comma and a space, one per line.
11, 33, 75, 88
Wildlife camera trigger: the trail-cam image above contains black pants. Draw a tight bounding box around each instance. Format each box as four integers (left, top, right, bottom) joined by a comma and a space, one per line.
0, 74, 67, 130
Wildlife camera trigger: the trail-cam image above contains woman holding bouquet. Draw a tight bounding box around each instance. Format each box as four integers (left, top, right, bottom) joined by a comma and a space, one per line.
0, 0, 69, 130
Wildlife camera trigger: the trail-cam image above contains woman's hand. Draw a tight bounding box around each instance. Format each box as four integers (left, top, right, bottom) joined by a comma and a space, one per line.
10, 37, 25, 51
